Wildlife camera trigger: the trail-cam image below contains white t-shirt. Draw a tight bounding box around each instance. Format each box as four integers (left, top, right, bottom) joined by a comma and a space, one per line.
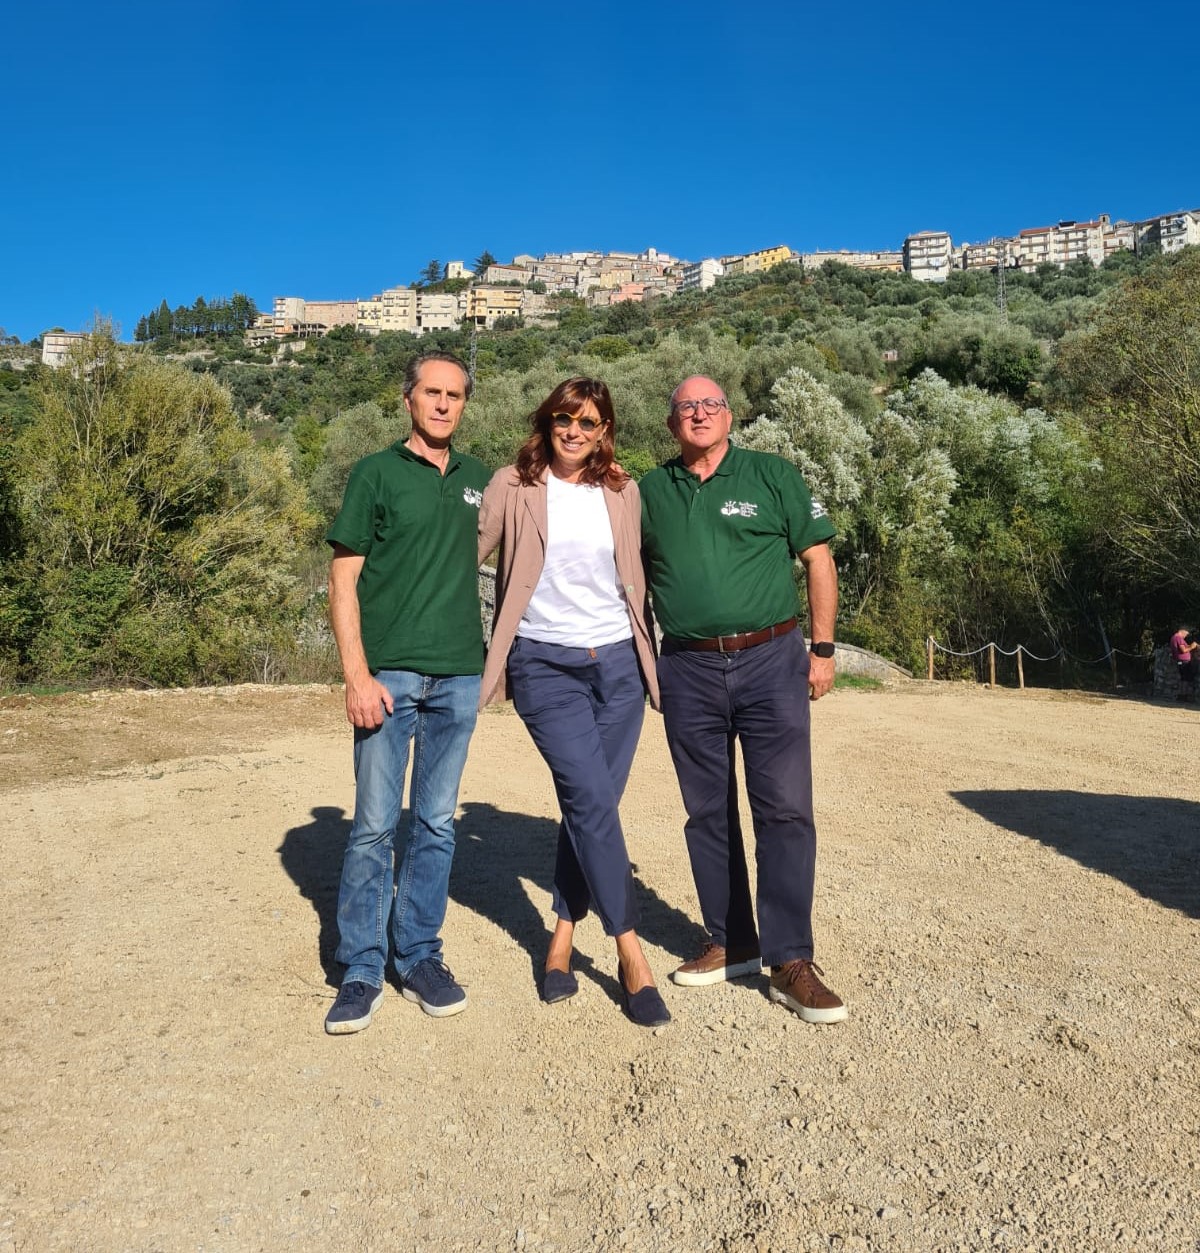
517, 475, 632, 647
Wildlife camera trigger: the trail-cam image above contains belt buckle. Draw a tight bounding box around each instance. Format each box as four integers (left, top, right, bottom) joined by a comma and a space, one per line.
716, 633, 732, 655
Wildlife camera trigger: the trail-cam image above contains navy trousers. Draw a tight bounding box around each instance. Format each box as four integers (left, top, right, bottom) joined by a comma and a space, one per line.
657, 628, 817, 967
507, 636, 645, 936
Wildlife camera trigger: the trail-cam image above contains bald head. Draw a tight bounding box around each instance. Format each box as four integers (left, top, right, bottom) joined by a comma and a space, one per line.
669, 375, 726, 409
668, 375, 734, 468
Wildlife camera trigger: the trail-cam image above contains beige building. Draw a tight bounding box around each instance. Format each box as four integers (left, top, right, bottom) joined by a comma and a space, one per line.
466, 285, 523, 329
903, 231, 954, 281
41, 330, 87, 368
959, 214, 1137, 273
357, 286, 418, 335
483, 263, 533, 286
1103, 220, 1139, 258
800, 249, 904, 273
1156, 211, 1200, 253
303, 300, 358, 331
959, 239, 1011, 271
272, 296, 306, 333
417, 291, 465, 332
1011, 220, 1105, 271
269, 296, 349, 339
245, 315, 277, 347
1054, 220, 1106, 267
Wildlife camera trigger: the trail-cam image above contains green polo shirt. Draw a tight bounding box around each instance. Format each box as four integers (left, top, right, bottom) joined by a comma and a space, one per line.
640, 443, 836, 640
327, 441, 490, 675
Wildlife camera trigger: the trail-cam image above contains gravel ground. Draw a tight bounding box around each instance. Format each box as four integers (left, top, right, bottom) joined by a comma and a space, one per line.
0, 681, 1197, 1252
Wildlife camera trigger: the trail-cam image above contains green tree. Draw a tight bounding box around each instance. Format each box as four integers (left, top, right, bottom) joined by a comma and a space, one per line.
472, 250, 497, 277
1055, 250, 1200, 602
419, 260, 444, 287
308, 401, 405, 522
290, 412, 327, 482
583, 335, 636, 362
16, 326, 315, 683
878, 370, 1086, 662
230, 292, 257, 332
154, 299, 172, 340
736, 368, 870, 517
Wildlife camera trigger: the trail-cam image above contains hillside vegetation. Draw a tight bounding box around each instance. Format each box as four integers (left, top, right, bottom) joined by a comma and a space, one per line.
2, 249, 1197, 688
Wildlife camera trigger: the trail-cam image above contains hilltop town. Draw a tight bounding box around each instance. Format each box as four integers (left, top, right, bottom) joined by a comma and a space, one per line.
32, 205, 1200, 365
240, 207, 1200, 343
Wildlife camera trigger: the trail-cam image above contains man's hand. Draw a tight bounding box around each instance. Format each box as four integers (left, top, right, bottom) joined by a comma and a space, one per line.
809, 655, 835, 701
328, 545, 393, 729
797, 541, 838, 702
344, 671, 394, 729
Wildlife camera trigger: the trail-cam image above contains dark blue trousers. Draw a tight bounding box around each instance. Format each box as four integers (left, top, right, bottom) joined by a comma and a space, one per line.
657, 629, 816, 967
507, 636, 645, 936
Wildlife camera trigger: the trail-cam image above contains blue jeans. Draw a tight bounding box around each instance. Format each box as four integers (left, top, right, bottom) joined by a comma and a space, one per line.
657, 629, 816, 967
507, 636, 645, 936
335, 670, 480, 987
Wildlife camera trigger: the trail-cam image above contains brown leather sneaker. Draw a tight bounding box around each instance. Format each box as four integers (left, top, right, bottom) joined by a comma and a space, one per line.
670, 941, 762, 986
768, 960, 848, 1024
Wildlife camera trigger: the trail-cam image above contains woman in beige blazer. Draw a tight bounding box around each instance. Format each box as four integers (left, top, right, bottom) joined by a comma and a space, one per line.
477, 378, 668, 1028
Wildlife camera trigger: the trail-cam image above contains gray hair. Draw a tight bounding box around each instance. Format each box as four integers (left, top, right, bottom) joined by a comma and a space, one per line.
403, 352, 472, 401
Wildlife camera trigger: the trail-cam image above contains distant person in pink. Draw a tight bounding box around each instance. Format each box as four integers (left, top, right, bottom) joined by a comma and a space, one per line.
1170, 625, 1198, 701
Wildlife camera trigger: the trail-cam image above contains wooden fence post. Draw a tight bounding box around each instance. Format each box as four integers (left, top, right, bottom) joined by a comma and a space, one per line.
927, 637, 935, 681
988, 642, 996, 688
1016, 646, 1025, 690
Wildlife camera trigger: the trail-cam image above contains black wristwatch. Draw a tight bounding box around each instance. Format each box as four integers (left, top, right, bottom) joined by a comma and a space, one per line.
810, 641, 836, 658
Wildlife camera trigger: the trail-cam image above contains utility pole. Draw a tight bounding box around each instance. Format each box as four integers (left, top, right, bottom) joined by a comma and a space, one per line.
996, 238, 1008, 323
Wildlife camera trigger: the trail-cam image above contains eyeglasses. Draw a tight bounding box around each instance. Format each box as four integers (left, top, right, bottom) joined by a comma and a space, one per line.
673, 397, 729, 419
551, 412, 602, 434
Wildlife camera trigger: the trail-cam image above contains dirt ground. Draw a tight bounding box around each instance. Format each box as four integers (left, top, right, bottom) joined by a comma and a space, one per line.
1, 681, 1197, 1253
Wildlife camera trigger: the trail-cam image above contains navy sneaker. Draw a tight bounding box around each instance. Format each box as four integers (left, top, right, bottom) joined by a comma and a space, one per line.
324, 980, 383, 1035
401, 958, 467, 1018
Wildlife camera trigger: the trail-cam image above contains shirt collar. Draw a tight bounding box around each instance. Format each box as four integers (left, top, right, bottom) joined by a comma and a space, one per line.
394, 440, 460, 472
667, 442, 739, 481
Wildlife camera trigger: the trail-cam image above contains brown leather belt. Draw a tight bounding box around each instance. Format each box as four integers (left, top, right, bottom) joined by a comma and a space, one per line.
670, 617, 798, 654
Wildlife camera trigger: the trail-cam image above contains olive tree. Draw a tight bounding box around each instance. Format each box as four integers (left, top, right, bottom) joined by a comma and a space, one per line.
1056, 249, 1200, 602
17, 327, 315, 683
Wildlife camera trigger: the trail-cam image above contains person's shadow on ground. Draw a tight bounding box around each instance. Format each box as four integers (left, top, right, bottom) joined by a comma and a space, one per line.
952, 789, 1200, 919
277, 800, 703, 998
277, 805, 350, 986
451, 800, 701, 1002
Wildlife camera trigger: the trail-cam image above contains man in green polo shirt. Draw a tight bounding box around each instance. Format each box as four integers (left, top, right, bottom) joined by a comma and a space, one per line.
641, 374, 848, 1025
323, 352, 490, 1034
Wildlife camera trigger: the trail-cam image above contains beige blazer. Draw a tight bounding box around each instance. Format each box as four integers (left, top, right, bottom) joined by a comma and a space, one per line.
477, 465, 660, 710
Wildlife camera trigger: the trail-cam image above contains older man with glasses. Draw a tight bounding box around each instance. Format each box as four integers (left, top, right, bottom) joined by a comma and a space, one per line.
639, 375, 848, 1024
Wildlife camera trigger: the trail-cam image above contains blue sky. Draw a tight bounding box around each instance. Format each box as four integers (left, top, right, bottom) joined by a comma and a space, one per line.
3, 0, 1195, 342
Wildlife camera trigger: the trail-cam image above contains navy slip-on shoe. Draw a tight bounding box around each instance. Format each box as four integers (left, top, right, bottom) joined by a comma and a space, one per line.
541, 968, 579, 1003
618, 967, 671, 1028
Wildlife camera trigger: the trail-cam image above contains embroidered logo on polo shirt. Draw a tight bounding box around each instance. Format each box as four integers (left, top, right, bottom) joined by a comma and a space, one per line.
720, 500, 758, 517
463, 487, 483, 508
811, 500, 828, 519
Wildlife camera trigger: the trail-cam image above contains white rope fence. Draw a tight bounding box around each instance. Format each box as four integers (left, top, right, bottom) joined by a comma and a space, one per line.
926, 637, 1154, 688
